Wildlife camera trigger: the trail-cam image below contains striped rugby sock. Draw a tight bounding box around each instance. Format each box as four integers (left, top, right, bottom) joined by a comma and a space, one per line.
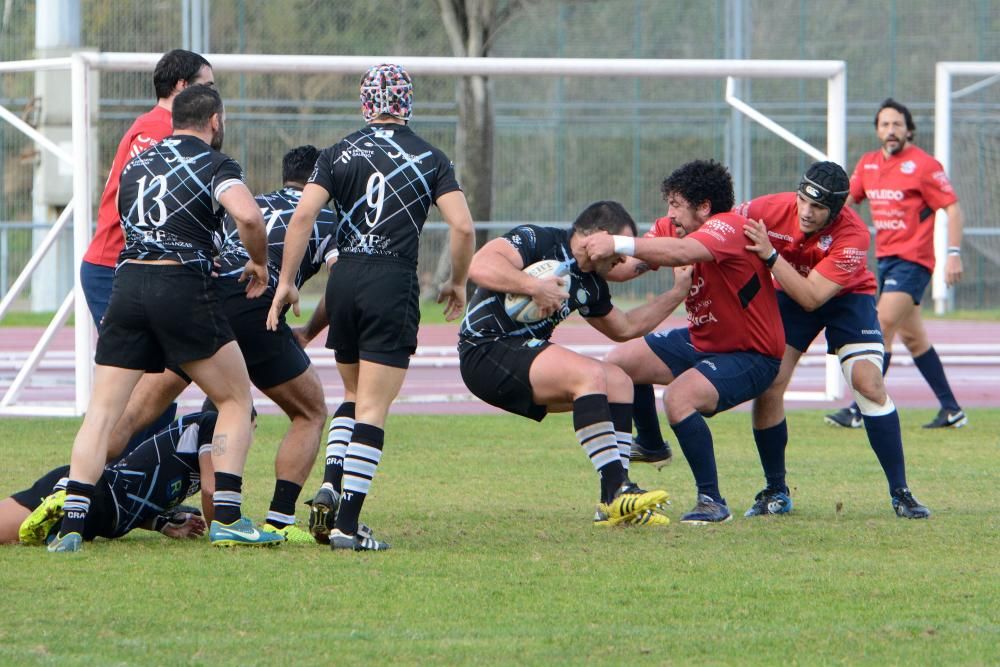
59, 480, 95, 537
335, 422, 384, 536
323, 402, 355, 491
213, 471, 243, 525
574, 394, 626, 503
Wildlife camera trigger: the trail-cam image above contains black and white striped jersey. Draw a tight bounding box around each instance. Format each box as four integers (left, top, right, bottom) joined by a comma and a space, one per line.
309, 122, 461, 265
117, 135, 245, 274
103, 411, 215, 537
458, 225, 614, 352
215, 186, 338, 289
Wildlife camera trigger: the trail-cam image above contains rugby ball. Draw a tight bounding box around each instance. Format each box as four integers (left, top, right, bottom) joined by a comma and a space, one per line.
504, 260, 569, 323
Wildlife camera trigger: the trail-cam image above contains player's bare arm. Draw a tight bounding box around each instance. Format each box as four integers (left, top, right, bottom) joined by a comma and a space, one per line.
605, 256, 653, 282
743, 218, 841, 311
267, 182, 329, 330
468, 238, 569, 318
218, 183, 269, 298
944, 201, 964, 286
586, 266, 691, 342
583, 231, 713, 268
435, 190, 476, 320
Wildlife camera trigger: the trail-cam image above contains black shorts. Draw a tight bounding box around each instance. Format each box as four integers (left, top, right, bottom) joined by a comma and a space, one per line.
216, 278, 311, 389
96, 263, 235, 372
325, 255, 419, 369
459, 337, 552, 422
11, 466, 115, 541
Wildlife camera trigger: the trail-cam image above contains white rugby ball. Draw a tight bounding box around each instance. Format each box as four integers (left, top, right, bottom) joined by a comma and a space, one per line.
504, 260, 569, 323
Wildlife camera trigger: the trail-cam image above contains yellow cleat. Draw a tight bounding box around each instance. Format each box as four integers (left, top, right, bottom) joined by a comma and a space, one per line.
19, 490, 66, 546
600, 483, 669, 527
593, 507, 670, 527
262, 523, 315, 544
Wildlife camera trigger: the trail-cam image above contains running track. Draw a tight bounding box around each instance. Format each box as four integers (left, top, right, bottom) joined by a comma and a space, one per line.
2, 316, 998, 416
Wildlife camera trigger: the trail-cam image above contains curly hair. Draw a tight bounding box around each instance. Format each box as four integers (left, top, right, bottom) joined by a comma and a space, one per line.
282, 145, 319, 184
661, 160, 734, 215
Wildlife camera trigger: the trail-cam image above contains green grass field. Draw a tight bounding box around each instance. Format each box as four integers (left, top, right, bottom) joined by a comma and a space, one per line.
0, 409, 998, 665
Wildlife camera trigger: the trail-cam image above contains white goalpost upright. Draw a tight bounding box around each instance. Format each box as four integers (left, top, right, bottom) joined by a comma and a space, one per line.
0, 53, 847, 416
934, 61, 1000, 315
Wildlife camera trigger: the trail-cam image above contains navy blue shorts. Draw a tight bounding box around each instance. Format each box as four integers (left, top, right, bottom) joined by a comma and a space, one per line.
80, 260, 115, 328
643, 328, 780, 415
779, 291, 884, 354
877, 257, 931, 305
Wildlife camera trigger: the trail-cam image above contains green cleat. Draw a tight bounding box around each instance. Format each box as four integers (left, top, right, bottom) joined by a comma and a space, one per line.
19, 490, 66, 546
210, 517, 285, 547
263, 523, 315, 544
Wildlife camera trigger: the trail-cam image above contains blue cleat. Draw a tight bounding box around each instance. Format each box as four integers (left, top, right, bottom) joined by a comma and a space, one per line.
46, 531, 82, 553
210, 517, 285, 547
744, 487, 793, 517
680, 494, 732, 525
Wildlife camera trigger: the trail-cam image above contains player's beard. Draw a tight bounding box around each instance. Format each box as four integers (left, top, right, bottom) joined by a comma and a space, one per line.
882, 135, 906, 156
211, 123, 225, 151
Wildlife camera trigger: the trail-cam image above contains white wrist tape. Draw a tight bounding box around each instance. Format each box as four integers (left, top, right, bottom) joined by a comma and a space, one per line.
612, 235, 635, 256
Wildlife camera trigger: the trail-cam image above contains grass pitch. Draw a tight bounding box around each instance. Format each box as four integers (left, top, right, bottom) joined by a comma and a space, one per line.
0, 409, 998, 665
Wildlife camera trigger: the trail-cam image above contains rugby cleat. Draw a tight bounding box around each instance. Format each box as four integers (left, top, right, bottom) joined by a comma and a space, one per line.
824, 406, 863, 429
891, 487, 931, 519
209, 517, 285, 547
744, 487, 793, 517
19, 490, 66, 546
262, 523, 315, 544
46, 531, 82, 553
922, 409, 968, 429
630, 438, 673, 470
599, 482, 669, 526
329, 527, 391, 552
680, 494, 732, 525
593, 507, 670, 527
306, 484, 341, 545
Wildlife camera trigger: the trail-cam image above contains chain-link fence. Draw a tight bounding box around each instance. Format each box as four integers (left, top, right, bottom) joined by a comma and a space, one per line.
2, 0, 999, 307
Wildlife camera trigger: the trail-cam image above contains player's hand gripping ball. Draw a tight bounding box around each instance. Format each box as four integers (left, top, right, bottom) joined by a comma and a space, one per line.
504, 260, 569, 323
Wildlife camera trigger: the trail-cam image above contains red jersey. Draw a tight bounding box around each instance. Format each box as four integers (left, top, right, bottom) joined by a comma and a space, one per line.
684, 211, 785, 359
849, 144, 957, 271
83, 105, 173, 267
735, 192, 877, 296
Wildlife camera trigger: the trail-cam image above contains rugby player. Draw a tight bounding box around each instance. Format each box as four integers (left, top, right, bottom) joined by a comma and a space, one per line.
48, 85, 282, 551
827, 98, 967, 430
459, 202, 679, 526
740, 161, 931, 518
584, 160, 785, 525
268, 64, 475, 551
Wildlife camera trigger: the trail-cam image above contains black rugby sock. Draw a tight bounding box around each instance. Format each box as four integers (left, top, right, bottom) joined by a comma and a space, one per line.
213, 472, 244, 525
632, 384, 666, 449
59, 480, 95, 537
266, 479, 302, 528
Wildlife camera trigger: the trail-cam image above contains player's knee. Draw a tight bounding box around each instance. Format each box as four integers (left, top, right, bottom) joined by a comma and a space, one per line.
603, 363, 633, 404
838, 342, 892, 416
571, 358, 609, 396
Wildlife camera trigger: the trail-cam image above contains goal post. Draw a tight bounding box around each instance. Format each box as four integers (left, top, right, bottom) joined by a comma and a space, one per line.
1, 53, 847, 416
934, 61, 1000, 315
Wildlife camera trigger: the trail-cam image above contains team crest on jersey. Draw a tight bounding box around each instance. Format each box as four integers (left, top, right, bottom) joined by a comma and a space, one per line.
576, 288, 588, 304
900, 160, 916, 175
818, 234, 833, 251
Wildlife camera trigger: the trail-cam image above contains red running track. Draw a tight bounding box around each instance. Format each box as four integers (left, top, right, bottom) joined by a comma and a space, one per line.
1, 316, 998, 415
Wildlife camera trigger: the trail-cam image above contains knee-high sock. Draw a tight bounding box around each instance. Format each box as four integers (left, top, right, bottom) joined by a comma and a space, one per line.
323, 402, 355, 490
574, 394, 626, 503
670, 412, 721, 502
632, 384, 665, 448
912, 347, 960, 412
862, 411, 908, 492
752, 419, 788, 491
336, 422, 384, 535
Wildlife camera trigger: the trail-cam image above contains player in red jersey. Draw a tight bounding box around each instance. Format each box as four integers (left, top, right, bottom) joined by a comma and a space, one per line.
585, 160, 784, 524
741, 161, 930, 519
79, 49, 214, 461
826, 98, 967, 430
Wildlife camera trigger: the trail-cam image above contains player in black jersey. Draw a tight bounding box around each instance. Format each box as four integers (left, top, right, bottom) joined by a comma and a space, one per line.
268, 64, 475, 551
2, 411, 221, 546
459, 202, 689, 526
49, 85, 282, 552
99, 146, 337, 544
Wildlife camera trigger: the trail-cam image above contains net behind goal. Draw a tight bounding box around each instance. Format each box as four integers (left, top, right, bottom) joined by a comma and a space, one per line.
0, 53, 846, 415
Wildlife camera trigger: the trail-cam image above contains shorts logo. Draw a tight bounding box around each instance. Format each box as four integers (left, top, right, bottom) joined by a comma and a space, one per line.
900, 160, 916, 175
699, 359, 718, 371
861, 329, 881, 335
884, 278, 898, 286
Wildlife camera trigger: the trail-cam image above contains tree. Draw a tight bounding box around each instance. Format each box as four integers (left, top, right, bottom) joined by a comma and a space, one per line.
426, 0, 526, 298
